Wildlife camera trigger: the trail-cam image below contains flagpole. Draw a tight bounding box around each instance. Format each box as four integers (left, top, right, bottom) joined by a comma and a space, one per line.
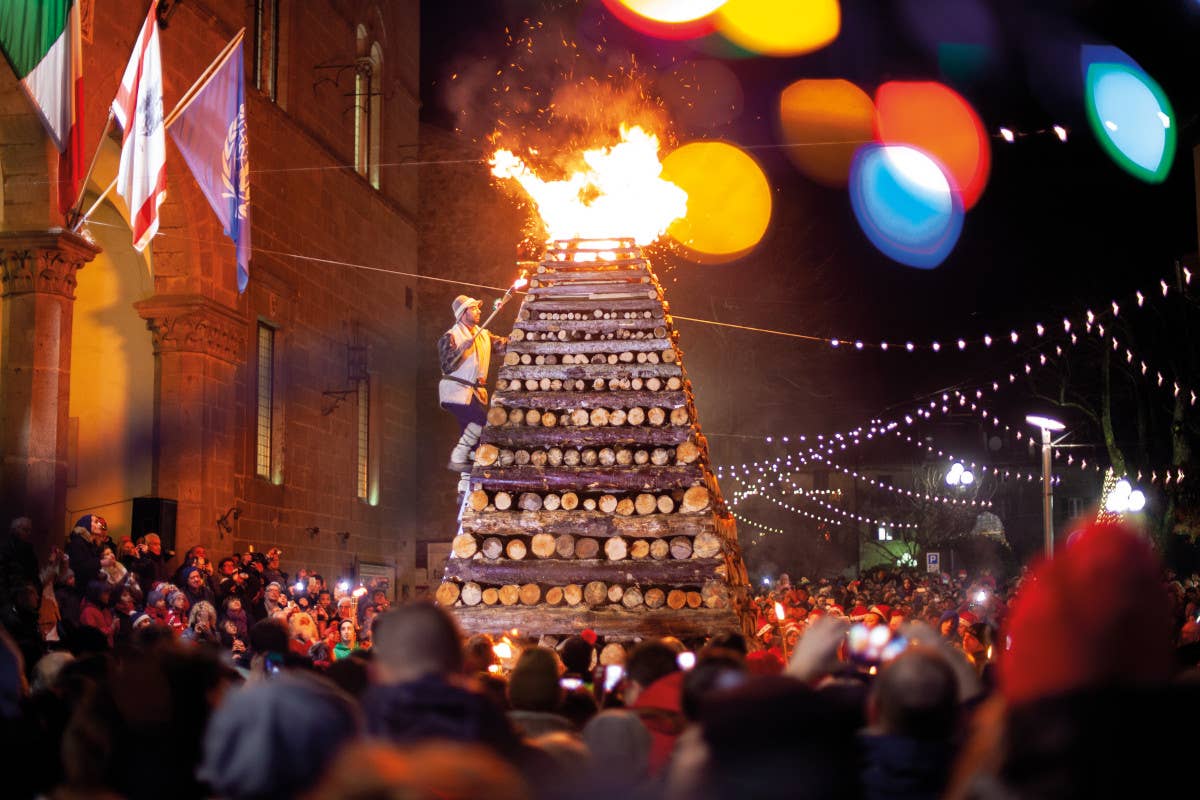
72, 28, 246, 232
66, 111, 113, 228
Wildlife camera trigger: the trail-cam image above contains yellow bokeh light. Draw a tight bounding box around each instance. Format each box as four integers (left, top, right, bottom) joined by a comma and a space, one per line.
662, 141, 771, 258
778, 78, 875, 187
716, 0, 840, 56
616, 0, 728, 24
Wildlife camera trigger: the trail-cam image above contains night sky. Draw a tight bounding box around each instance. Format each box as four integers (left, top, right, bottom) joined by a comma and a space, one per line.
418, 1, 1200, 494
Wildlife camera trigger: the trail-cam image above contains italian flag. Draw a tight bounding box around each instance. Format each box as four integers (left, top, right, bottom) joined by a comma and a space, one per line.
0, 0, 84, 217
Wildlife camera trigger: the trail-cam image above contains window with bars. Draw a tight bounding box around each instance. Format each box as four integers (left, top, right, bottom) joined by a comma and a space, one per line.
256, 323, 275, 479
357, 377, 369, 500
353, 32, 382, 189
254, 0, 280, 101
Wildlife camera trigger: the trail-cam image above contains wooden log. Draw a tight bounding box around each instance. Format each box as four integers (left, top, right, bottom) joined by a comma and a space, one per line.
650, 539, 670, 560
598, 494, 618, 513
451, 606, 746, 640
563, 449, 581, 466
675, 440, 700, 464
504, 537, 528, 563
435, 582, 460, 607
686, 591, 703, 609
459, 510, 719, 539
542, 492, 561, 511
461, 582, 483, 606
647, 407, 667, 426
702, 580, 729, 609
634, 450, 649, 464
581, 449, 597, 466
670, 536, 693, 560
504, 352, 521, 366
468, 490, 489, 512
693, 530, 722, 559
590, 408, 610, 427
514, 450, 530, 465
524, 409, 541, 426
470, 462, 700, 494
507, 408, 524, 425
545, 586, 564, 606
560, 492, 579, 510
452, 534, 478, 559
680, 486, 710, 513
499, 585, 520, 606
607, 584, 624, 604
584, 581, 608, 606
615, 498, 635, 516
644, 588, 666, 609
657, 495, 676, 514
494, 492, 512, 511
443, 557, 726, 587
487, 407, 509, 426
530, 450, 548, 467
531, 533, 557, 558
666, 376, 683, 391
575, 537, 600, 559
670, 408, 690, 426
518, 492, 542, 512
541, 411, 558, 427
622, 586, 644, 608
482, 587, 499, 605
630, 539, 651, 559
563, 584, 583, 606
547, 447, 564, 466
481, 537, 504, 559
666, 589, 686, 609
516, 318, 663, 334
616, 448, 633, 466
598, 447, 616, 466
627, 407, 646, 426
493, 390, 687, 411
499, 363, 681, 382
504, 339, 673, 356
519, 583, 542, 605
582, 498, 597, 511
635, 493, 658, 515
555, 534, 576, 559
650, 448, 670, 466
604, 537, 628, 561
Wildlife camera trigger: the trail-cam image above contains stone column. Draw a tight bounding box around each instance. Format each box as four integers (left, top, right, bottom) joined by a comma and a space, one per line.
134, 294, 245, 559
0, 229, 100, 561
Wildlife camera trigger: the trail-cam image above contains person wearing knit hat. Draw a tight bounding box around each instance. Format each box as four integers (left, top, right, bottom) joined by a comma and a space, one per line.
438, 293, 507, 472
199, 672, 362, 800
866, 604, 891, 628
849, 604, 869, 623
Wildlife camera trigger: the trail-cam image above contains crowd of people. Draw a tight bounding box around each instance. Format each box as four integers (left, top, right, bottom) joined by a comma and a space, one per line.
0, 513, 1198, 799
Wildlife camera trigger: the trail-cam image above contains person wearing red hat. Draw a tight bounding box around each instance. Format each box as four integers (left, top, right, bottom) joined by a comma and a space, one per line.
866, 604, 891, 629
438, 294, 506, 471
849, 604, 869, 623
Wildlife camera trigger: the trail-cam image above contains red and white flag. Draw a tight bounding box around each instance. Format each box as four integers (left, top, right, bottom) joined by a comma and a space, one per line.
111, 2, 166, 251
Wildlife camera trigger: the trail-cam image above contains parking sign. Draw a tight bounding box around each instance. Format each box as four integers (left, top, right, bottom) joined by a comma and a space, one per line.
926, 552, 940, 574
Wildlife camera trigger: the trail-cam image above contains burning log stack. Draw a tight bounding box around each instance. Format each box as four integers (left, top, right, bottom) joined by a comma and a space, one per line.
437, 238, 753, 643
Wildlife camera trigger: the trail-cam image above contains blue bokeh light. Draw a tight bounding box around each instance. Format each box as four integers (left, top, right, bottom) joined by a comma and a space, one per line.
1081, 49, 1175, 183
849, 144, 964, 269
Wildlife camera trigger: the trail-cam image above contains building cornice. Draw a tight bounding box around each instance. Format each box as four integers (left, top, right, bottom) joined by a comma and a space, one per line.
134, 294, 247, 365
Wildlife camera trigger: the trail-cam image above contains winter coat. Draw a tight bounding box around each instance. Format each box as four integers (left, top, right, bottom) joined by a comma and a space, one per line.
362, 674, 519, 759
859, 733, 953, 800
79, 599, 115, 646
64, 531, 101, 588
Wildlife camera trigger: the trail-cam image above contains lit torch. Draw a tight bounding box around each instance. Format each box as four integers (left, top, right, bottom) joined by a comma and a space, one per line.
775, 601, 791, 664
480, 269, 529, 331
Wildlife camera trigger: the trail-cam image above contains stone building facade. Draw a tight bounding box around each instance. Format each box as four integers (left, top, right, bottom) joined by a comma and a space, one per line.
1, 0, 421, 592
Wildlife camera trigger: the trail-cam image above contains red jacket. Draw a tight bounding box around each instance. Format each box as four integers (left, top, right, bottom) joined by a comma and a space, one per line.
632, 671, 687, 775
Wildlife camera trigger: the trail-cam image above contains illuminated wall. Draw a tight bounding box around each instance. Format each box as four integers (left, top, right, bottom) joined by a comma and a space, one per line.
64, 199, 155, 541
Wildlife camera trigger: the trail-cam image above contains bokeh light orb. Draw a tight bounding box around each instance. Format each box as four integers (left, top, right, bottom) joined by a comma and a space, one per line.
601, 0, 725, 39
1083, 57, 1175, 183
849, 144, 963, 269
661, 141, 771, 259
777, 79, 875, 187
715, 0, 840, 57
874, 81, 990, 209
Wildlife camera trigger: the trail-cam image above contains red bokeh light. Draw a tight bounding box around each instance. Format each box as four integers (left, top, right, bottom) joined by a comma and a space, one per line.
874, 81, 991, 209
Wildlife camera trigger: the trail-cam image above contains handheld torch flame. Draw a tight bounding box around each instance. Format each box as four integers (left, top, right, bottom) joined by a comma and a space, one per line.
490, 125, 687, 245
774, 602, 786, 622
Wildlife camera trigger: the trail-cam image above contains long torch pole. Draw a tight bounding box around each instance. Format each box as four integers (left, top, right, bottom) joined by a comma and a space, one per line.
480, 270, 528, 330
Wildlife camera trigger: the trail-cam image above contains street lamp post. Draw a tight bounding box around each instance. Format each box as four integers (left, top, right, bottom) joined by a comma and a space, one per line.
1026, 415, 1066, 559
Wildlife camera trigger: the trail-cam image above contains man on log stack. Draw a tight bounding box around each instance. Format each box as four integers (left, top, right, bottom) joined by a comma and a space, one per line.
439, 294, 506, 472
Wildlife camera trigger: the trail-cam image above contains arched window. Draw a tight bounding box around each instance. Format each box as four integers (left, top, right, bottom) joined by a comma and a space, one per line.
353, 27, 382, 189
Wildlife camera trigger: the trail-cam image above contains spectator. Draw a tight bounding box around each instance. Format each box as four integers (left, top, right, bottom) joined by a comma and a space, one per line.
98, 545, 128, 588
583, 710, 654, 799
1, 581, 45, 678
506, 647, 573, 738
198, 672, 360, 800
308, 741, 531, 800
129, 533, 168, 590
333, 618, 360, 660
463, 632, 497, 675
181, 565, 216, 609
288, 611, 320, 658
182, 601, 220, 645
1, 516, 39, 602
78, 580, 117, 648
625, 640, 686, 775
64, 515, 107, 591
220, 596, 250, 641
860, 648, 959, 800
363, 603, 518, 758
558, 634, 596, 690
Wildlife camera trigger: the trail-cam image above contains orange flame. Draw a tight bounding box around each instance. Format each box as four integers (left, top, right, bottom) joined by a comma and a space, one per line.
490, 125, 687, 245
774, 601, 786, 621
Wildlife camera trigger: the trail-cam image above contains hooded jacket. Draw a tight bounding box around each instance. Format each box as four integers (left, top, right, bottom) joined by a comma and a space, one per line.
631, 670, 687, 775
362, 674, 518, 759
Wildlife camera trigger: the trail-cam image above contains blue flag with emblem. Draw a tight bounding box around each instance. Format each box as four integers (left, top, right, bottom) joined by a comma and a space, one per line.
169, 35, 250, 292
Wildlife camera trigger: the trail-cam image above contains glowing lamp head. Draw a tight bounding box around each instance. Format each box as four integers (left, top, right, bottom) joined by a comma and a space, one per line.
974, 590, 988, 604
352, 586, 368, 598
1025, 414, 1066, 432
512, 273, 529, 290
493, 641, 513, 660
774, 602, 786, 621
337, 581, 350, 593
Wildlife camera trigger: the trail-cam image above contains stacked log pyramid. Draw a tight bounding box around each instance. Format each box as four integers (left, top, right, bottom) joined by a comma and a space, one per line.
437, 238, 753, 642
